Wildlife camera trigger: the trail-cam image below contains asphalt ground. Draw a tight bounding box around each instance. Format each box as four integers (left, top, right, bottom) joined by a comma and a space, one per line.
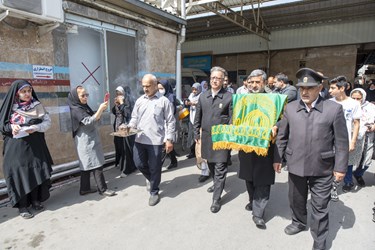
0, 152, 374, 250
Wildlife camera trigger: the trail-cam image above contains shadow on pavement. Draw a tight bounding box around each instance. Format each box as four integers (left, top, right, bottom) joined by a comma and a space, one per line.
326, 199, 355, 249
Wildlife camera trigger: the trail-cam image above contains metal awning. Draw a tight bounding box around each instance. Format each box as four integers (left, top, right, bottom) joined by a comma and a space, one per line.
144, 0, 375, 41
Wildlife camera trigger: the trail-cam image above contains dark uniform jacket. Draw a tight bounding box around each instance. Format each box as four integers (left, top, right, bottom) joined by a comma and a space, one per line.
275, 97, 349, 177
194, 88, 232, 163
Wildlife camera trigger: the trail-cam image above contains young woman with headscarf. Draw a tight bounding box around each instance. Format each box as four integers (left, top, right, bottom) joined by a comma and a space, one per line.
200, 80, 208, 93
184, 82, 202, 159
349, 88, 375, 187
67, 86, 116, 197
186, 83, 210, 182
112, 86, 136, 177
0, 80, 53, 219
158, 79, 178, 170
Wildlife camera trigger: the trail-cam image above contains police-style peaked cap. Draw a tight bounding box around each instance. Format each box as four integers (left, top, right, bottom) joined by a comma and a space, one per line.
296, 68, 328, 87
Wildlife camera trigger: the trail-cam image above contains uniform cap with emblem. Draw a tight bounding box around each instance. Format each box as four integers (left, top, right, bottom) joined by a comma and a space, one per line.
296, 68, 328, 87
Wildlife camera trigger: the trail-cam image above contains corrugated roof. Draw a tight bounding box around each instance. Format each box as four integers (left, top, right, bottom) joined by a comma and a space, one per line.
184, 0, 375, 40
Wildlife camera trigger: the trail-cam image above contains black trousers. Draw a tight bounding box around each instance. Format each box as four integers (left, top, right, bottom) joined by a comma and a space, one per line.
288, 173, 332, 250
246, 181, 271, 218
80, 167, 107, 193
123, 135, 137, 174
114, 136, 124, 166
18, 186, 39, 208
208, 162, 228, 201
115, 136, 137, 174
17, 182, 50, 209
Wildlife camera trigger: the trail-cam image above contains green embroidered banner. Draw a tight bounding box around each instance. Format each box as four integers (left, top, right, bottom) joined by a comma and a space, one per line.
212, 93, 287, 156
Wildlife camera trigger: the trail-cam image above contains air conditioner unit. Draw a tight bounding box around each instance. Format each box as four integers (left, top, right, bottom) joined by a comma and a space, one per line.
0, 0, 63, 24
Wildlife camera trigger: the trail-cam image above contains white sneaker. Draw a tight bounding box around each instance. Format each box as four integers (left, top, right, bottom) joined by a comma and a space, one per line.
120, 173, 127, 178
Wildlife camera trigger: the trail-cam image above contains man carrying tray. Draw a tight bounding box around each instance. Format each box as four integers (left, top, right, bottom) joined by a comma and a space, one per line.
127, 74, 176, 206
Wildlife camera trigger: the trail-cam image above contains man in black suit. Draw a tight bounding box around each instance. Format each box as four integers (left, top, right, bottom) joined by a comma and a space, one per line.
194, 66, 232, 213
274, 68, 349, 250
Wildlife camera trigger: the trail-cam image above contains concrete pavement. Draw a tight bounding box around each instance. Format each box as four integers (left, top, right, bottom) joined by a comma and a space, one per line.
1, 153, 375, 250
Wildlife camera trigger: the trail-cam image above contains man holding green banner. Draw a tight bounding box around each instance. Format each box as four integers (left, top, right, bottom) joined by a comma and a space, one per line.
214, 69, 287, 229
210, 69, 287, 226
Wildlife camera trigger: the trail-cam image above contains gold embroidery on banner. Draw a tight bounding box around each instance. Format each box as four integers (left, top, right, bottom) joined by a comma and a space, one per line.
232, 94, 277, 127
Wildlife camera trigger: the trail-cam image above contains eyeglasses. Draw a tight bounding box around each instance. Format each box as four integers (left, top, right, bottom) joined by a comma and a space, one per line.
210, 77, 224, 81
80, 93, 89, 98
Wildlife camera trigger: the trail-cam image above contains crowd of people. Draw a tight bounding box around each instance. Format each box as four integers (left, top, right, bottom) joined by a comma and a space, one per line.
1, 66, 374, 250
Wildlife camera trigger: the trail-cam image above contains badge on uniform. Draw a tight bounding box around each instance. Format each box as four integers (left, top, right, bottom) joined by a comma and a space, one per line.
219, 103, 223, 109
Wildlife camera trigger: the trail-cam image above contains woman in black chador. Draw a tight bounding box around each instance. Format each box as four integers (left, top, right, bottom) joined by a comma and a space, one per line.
0, 80, 53, 219
112, 86, 136, 177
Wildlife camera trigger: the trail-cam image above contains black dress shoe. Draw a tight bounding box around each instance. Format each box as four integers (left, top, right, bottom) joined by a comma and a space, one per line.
166, 162, 178, 170
207, 185, 214, 193
353, 175, 366, 187
252, 216, 266, 229
284, 224, 305, 235
210, 200, 221, 213
80, 189, 97, 196
198, 175, 210, 183
245, 202, 253, 211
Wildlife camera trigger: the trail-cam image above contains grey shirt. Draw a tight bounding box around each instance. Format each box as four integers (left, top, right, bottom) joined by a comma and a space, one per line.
74, 115, 105, 171
128, 92, 176, 145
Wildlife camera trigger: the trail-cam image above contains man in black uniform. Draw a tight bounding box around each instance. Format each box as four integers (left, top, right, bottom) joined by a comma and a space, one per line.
274, 68, 349, 250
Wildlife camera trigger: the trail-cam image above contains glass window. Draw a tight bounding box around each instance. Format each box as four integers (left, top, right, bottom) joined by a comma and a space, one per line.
67, 27, 106, 110
106, 31, 136, 106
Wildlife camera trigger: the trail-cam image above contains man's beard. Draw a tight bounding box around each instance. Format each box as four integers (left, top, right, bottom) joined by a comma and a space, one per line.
250, 88, 264, 93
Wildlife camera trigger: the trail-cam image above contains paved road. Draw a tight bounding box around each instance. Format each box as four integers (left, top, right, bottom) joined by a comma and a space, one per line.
1, 153, 374, 250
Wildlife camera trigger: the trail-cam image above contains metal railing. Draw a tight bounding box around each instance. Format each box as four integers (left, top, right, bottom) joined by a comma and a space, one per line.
0, 151, 115, 201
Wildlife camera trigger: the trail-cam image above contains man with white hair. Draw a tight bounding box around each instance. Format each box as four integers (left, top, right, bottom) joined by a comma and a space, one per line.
194, 66, 232, 213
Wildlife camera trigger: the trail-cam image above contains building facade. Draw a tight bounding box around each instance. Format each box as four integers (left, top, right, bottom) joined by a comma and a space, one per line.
0, 0, 185, 179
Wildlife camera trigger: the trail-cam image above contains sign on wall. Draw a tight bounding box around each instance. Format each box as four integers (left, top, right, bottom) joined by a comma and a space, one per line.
183, 55, 212, 72
33, 65, 54, 79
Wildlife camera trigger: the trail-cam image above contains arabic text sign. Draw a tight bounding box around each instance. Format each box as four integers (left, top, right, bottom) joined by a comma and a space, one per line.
33, 65, 54, 79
